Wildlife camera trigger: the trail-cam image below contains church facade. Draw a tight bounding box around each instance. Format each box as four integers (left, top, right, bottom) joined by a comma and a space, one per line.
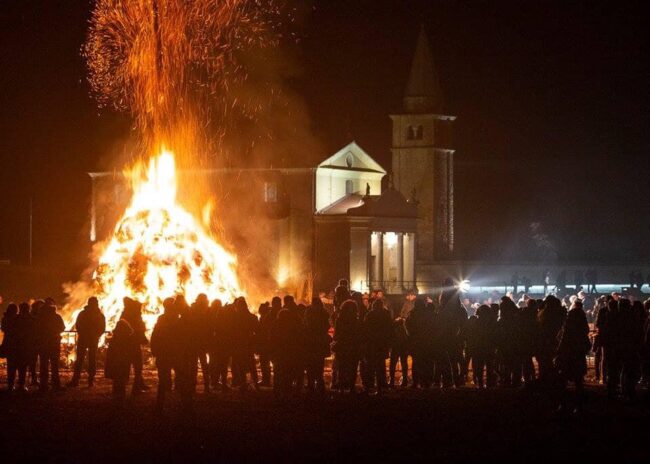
88, 28, 454, 297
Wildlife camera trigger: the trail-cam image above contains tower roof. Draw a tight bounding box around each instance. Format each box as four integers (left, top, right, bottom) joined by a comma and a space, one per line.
404, 26, 442, 113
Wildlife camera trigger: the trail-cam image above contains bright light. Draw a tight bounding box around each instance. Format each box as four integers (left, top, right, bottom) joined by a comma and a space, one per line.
277, 265, 289, 287
89, 148, 243, 334
458, 279, 471, 293
385, 232, 398, 248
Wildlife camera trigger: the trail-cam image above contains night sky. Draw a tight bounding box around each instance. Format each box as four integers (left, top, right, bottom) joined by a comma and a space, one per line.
0, 0, 648, 268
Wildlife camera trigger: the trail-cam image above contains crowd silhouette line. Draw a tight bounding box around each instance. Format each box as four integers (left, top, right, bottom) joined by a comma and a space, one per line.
2, 278, 650, 415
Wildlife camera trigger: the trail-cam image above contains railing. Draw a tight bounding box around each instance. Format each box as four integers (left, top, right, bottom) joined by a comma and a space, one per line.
362, 280, 419, 295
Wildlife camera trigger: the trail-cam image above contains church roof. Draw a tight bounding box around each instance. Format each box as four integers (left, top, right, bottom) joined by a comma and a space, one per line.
316, 193, 368, 215
347, 187, 418, 219
317, 188, 417, 219
404, 26, 442, 113
317, 141, 386, 174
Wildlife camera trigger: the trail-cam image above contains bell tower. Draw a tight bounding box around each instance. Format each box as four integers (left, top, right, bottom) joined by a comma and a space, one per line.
391, 26, 455, 263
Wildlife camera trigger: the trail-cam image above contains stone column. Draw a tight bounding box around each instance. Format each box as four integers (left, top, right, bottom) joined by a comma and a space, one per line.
366, 231, 372, 291
398, 232, 405, 291
377, 232, 384, 288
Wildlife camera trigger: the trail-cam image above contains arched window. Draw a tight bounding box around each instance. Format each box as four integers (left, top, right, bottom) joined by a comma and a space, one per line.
407, 126, 415, 140
414, 125, 423, 139
345, 179, 354, 194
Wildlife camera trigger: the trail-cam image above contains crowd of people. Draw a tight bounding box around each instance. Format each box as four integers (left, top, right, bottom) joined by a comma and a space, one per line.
1, 278, 650, 414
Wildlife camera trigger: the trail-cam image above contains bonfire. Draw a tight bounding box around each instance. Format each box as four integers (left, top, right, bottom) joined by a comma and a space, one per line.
93, 148, 242, 333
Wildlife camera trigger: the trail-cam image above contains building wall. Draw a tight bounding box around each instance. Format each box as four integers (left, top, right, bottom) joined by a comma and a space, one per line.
391, 114, 436, 262
391, 114, 454, 264
349, 226, 369, 292
315, 168, 383, 211
314, 219, 351, 293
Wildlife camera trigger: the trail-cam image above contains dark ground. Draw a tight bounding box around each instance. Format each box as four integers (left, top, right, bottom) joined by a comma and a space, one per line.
0, 370, 648, 463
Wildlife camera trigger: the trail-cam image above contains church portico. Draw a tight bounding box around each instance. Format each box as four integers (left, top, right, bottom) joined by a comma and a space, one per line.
368, 230, 416, 294
314, 187, 417, 294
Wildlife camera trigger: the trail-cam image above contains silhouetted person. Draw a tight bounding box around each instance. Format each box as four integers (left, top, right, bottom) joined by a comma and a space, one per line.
303, 297, 331, 394
210, 299, 231, 391
537, 295, 566, 383
264, 296, 283, 388
642, 299, 650, 389
439, 279, 468, 387
13, 302, 35, 392
574, 270, 583, 293
352, 290, 372, 390
362, 299, 393, 394
592, 296, 609, 383
36, 298, 65, 392
556, 270, 567, 292
466, 304, 497, 388
120, 297, 149, 394
389, 316, 409, 387
257, 302, 273, 387
69, 297, 105, 387
283, 295, 306, 391
496, 297, 522, 387
520, 298, 539, 385
400, 289, 416, 320
406, 298, 437, 388
331, 300, 361, 393
334, 279, 351, 311
271, 299, 304, 398
105, 319, 133, 402
231, 297, 259, 391
151, 297, 181, 410
586, 268, 598, 293
27, 300, 44, 386
2, 303, 20, 391
555, 300, 590, 414
607, 298, 642, 400
188, 293, 211, 392
511, 272, 519, 295
542, 269, 550, 295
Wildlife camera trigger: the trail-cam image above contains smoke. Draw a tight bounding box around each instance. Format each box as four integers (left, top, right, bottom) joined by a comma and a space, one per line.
62, 1, 322, 322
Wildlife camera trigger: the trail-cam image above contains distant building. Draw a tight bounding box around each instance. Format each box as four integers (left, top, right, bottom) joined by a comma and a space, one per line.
88, 28, 453, 296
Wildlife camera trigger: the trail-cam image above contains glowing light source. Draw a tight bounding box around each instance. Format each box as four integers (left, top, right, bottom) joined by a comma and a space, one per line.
385, 232, 398, 248
276, 265, 289, 287
92, 148, 243, 333
457, 279, 471, 293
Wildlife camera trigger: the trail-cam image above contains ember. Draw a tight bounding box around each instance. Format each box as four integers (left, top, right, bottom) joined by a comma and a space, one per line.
63, 0, 285, 331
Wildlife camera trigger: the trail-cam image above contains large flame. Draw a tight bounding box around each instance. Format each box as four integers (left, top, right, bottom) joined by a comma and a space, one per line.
94, 148, 242, 332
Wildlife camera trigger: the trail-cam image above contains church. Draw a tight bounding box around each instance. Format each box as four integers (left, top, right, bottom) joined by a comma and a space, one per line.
88, 28, 455, 298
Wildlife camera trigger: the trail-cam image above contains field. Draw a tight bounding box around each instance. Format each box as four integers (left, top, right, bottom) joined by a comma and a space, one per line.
1, 370, 648, 462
